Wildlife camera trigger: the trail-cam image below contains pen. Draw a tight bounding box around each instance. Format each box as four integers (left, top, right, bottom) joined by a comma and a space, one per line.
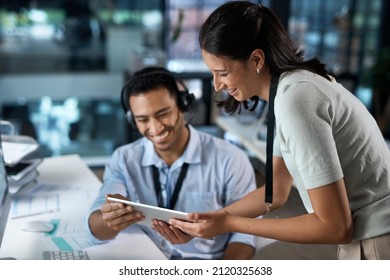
11, 209, 57, 219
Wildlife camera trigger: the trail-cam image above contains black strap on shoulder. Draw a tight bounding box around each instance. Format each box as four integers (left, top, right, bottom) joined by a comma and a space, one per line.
265, 82, 278, 204
152, 163, 189, 209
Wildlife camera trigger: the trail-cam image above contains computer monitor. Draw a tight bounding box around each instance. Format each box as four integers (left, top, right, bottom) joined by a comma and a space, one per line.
0, 135, 12, 248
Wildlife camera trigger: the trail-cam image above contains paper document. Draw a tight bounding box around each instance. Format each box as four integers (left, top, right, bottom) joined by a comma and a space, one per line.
45, 218, 96, 250
2, 141, 39, 166
10, 193, 60, 218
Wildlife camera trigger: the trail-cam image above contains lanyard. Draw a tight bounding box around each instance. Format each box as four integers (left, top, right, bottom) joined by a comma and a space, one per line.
151, 163, 189, 209
265, 82, 278, 204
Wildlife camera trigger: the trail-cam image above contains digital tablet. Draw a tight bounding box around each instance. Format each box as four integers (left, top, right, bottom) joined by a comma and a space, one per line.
106, 197, 190, 228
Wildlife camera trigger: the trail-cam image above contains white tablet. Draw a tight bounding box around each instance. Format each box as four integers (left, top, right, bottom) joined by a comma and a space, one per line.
106, 197, 190, 228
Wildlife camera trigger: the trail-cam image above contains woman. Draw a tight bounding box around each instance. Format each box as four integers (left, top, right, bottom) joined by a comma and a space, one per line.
170, 1, 390, 259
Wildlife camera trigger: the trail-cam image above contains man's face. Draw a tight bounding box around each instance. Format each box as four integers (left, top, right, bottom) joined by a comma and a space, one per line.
129, 86, 186, 153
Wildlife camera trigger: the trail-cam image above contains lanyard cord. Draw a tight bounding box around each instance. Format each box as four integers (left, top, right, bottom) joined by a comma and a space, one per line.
265, 81, 278, 204
152, 163, 189, 209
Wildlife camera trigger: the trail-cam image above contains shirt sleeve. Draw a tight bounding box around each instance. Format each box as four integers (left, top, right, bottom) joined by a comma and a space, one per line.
273, 133, 282, 157
276, 81, 343, 189
84, 149, 127, 243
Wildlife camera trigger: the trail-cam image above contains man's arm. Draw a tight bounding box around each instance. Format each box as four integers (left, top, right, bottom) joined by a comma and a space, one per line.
88, 210, 120, 240
88, 194, 145, 240
222, 242, 255, 260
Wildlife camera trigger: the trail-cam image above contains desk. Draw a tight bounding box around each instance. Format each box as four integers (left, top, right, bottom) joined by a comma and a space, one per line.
216, 116, 267, 163
0, 154, 167, 260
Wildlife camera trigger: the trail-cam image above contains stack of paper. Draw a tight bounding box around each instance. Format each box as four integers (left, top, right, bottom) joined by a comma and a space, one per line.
1, 135, 39, 167
1, 134, 41, 194
6, 159, 42, 194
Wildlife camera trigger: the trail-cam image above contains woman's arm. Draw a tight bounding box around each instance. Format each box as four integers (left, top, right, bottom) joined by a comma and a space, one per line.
227, 178, 353, 244
171, 178, 353, 244
223, 156, 293, 217
170, 154, 353, 244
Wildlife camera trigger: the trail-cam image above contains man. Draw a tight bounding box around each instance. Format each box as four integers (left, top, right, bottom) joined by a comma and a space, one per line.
86, 66, 257, 259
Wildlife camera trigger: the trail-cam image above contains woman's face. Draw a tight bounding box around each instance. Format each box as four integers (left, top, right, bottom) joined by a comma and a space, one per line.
201, 49, 266, 101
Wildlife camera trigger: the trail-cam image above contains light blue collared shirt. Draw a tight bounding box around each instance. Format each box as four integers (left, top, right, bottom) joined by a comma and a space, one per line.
86, 125, 256, 259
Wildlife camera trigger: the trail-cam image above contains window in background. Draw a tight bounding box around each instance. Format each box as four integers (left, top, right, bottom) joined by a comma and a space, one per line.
289, 0, 382, 89
0, 0, 387, 159
0, 0, 165, 74
166, 0, 227, 62
166, 0, 264, 65
289, 0, 390, 137
0, 1, 166, 160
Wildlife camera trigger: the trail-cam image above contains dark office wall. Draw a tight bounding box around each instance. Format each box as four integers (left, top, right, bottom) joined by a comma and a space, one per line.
378, 0, 390, 48
269, 0, 290, 30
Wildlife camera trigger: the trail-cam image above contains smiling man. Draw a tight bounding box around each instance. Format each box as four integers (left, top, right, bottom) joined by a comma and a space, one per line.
85, 66, 257, 260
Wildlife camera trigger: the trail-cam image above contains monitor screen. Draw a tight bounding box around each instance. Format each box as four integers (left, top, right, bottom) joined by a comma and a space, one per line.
0, 135, 12, 248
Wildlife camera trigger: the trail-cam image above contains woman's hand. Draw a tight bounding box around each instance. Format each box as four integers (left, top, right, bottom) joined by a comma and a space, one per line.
169, 209, 232, 239
152, 220, 194, 244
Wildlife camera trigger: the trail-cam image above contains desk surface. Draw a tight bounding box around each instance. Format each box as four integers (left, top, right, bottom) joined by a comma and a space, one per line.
0, 154, 167, 260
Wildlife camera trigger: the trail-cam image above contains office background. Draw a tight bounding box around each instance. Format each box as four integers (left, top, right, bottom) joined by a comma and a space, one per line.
0, 0, 389, 165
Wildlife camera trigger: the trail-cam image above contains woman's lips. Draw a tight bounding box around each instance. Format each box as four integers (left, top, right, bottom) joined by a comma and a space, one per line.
227, 89, 237, 96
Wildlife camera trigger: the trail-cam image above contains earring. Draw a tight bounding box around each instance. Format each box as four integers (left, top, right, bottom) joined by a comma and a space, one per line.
256, 68, 260, 74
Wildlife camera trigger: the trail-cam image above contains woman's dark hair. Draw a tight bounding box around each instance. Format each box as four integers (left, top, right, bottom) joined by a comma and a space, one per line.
199, 1, 330, 114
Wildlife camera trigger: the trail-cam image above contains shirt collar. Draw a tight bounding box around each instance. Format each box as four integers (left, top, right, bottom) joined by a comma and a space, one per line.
141, 125, 202, 169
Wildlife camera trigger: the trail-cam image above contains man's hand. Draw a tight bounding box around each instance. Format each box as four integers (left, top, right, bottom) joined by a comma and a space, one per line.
102, 194, 145, 232
152, 219, 194, 244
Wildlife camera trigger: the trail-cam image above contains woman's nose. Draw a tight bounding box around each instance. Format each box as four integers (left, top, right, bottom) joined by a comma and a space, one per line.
213, 76, 225, 92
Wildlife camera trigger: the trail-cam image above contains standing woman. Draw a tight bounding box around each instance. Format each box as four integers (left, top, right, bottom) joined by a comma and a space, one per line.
170, 1, 390, 259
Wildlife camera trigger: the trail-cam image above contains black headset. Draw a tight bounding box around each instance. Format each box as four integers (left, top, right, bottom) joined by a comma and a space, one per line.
120, 70, 196, 127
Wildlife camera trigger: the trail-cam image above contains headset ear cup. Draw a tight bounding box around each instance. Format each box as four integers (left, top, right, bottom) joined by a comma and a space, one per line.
181, 91, 196, 112
125, 110, 136, 128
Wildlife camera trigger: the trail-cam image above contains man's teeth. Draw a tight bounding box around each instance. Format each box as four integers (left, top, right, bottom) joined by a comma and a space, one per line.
155, 131, 169, 141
